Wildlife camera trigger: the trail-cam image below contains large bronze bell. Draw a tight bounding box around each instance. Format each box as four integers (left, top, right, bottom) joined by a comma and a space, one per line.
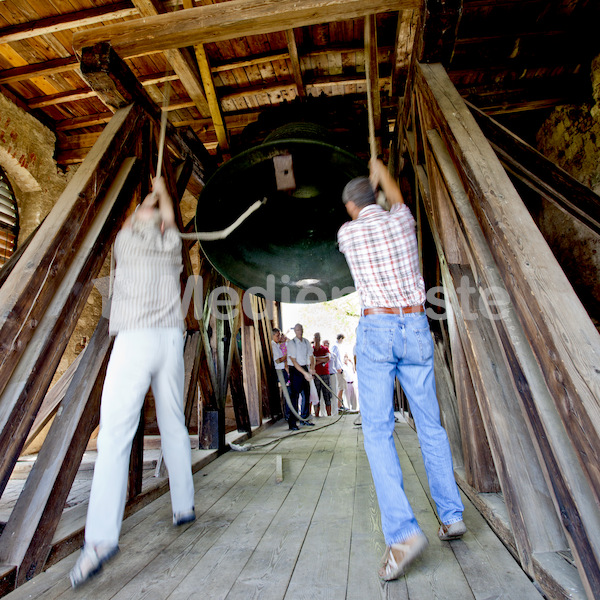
195, 122, 367, 303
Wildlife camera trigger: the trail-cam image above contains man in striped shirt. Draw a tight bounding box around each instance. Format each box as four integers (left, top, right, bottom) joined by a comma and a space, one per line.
70, 177, 195, 588
338, 159, 465, 581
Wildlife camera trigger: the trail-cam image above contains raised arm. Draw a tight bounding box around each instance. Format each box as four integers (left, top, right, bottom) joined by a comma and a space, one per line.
369, 158, 404, 207
121, 176, 176, 230
152, 176, 176, 229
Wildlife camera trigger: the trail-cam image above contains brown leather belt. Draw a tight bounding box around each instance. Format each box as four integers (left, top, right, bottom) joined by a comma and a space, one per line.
363, 306, 424, 316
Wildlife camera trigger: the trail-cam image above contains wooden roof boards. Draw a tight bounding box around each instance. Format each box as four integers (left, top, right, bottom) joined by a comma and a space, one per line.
0, 0, 596, 165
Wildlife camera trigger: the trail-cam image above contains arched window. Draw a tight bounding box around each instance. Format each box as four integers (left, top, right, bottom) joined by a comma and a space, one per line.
0, 168, 19, 266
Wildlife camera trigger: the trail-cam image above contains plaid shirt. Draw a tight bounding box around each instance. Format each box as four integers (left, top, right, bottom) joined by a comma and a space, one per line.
337, 203, 426, 308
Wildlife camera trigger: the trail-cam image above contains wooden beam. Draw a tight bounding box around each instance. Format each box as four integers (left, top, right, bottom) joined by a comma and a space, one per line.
418, 67, 600, 595
78, 43, 214, 184
446, 303, 499, 492
211, 49, 290, 73
229, 343, 251, 433
0, 57, 78, 86
55, 112, 114, 131
193, 43, 230, 156
0, 318, 112, 584
466, 101, 600, 236
131, 0, 209, 117
0, 152, 140, 499
419, 0, 463, 64
255, 297, 281, 418
0, 106, 143, 403
57, 132, 102, 151
391, 9, 420, 97
22, 350, 85, 453
0, 1, 137, 45
433, 337, 464, 468
241, 295, 262, 428
27, 89, 97, 109
428, 124, 600, 597
72, 0, 417, 58
419, 62, 600, 510
285, 29, 305, 98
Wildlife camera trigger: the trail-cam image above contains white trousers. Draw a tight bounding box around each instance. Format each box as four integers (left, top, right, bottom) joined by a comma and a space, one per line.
85, 328, 195, 545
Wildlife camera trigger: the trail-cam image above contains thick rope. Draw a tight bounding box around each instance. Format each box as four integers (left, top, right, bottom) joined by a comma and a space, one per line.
156, 81, 171, 181
179, 197, 266, 241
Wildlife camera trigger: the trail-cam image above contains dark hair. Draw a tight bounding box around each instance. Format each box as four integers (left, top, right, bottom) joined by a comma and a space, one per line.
342, 176, 376, 208
272, 327, 281, 334
336, 333, 345, 341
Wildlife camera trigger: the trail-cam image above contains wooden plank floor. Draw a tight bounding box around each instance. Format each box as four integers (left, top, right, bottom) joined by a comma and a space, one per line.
4, 415, 542, 600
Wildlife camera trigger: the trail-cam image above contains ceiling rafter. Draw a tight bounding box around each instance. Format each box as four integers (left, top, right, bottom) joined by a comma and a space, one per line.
181, 0, 229, 157
130, 0, 210, 117
71, 0, 416, 58
285, 29, 305, 98
0, 1, 139, 45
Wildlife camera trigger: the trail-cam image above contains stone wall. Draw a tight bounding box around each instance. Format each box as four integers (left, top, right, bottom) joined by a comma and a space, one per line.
535, 54, 600, 326
0, 94, 104, 399
0, 93, 73, 241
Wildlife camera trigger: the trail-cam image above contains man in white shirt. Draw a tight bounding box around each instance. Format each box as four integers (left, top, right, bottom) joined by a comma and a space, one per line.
271, 328, 289, 420
286, 323, 315, 429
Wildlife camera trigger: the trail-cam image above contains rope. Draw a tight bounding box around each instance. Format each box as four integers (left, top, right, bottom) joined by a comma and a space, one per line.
364, 16, 388, 209
364, 16, 377, 163
276, 369, 311, 423
156, 81, 171, 181
179, 197, 266, 241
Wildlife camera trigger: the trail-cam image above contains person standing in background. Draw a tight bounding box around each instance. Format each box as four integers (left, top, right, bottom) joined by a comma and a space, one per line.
286, 323, 315, 429
272, 328, 290, 421
312, 332, 332, 416
331, 333, 347, 411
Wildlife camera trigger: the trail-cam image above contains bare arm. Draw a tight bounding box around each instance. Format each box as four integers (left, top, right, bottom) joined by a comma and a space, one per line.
369, 158, 404, 207
290, 356, 313, 380
152, 176, 176, 229
121, 176, 176, 230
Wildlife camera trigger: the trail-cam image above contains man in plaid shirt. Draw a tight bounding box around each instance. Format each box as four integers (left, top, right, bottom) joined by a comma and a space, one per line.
338, 159, 465, 581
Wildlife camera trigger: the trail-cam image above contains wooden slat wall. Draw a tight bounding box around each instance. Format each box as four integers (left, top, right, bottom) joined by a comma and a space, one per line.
396, 61, 600, 600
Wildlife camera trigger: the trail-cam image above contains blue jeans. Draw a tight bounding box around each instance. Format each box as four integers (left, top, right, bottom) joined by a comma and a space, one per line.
356, 312, 463, 545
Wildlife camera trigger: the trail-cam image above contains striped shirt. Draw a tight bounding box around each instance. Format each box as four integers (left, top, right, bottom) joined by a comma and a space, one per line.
109, 216, 184, 335
337, 203, 425, 308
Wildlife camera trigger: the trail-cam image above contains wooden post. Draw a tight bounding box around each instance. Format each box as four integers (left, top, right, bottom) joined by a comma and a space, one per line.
446, 306, 499, 492
0, 106, 143, 403
0, 318, 113, 584
241, 294, 262, 427
229, 342, 251, 433
423, 114, 600, 594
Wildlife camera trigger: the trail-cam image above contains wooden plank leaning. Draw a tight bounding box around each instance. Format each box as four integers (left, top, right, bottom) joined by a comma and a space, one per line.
408, 147, 500, 493
425, 120, 600, 597
0, 316, 113, 586
0, 105, 143, 401
0, 143, 141, 499
466, 101, 600, 237
416, 122, 566, 571
417, 64, 600, 508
